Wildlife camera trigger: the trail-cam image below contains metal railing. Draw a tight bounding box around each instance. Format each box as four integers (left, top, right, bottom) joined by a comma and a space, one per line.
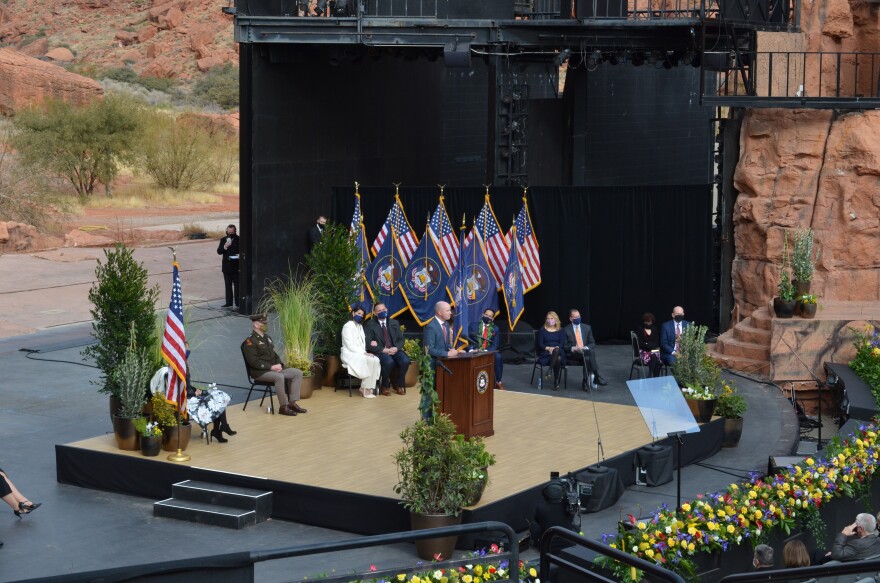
709, 51, 880, 107
25, 522, 520, 583
718, 557, 880, 583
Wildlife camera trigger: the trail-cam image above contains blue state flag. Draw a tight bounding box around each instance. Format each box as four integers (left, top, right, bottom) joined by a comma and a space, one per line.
365, 227, 407, 318
402, 225, 451, 326
350, 191, 373, 312
451, 226, 497, 349
502, 224, 525, 329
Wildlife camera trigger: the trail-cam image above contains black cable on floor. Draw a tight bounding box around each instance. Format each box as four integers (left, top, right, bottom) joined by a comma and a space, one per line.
693, 462, 753, 480
23, 351, 99, 369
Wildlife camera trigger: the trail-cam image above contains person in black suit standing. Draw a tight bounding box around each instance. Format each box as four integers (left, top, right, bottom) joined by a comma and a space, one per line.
660, 306, 691, 365
217, 224, 239, 308
563, 308, 607, 389
305, 216, 327, 254
365, 302, 410, 396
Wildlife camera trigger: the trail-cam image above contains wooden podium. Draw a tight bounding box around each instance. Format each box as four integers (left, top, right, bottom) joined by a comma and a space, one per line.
435, 351, 495, 438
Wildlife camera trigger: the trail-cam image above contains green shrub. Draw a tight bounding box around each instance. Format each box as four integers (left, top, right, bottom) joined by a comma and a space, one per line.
191, 63, 239, 110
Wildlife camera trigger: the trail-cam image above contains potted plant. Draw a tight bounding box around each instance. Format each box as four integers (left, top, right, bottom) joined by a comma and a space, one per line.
83, 244, 160, 422
305, 223, 361, 386
402, 335, 422, 388
774, 234, 797, 318
259, 272, 321, 398
394, 413, 489, 560
791, 227, 815, 295
455, 434, 497, 506
675, 324, 719, 422
714, 381, 747, 447
134, 417, 163, 456
798, 293, 818, 319
111, 325, 152, 451
151, 393, 191, 452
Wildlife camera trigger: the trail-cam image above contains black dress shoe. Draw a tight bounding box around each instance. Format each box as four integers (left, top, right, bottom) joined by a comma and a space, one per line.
279, 405, 297, 416
221, 426, 237, 436
596, 374, 608, 386
291, 403, 308, 414
210, 427, 228, 443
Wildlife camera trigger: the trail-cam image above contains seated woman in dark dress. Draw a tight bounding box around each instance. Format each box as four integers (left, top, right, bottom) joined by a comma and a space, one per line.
0, 468, 40, 522
635, 312, 663, 377
537, 310, 567, 389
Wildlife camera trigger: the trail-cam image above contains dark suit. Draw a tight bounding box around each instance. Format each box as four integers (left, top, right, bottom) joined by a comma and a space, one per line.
306, 223, 323, 254
563, 323, 600, 376
217, 234, 240, 307
424, 318, 452, 360
660, 319, 691, 365
468, 321, 503, 382
365, 317, 410, 388
831, 532, 880, 561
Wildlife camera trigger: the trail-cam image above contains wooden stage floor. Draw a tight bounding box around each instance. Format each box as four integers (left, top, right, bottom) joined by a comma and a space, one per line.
67, 388, 652, 507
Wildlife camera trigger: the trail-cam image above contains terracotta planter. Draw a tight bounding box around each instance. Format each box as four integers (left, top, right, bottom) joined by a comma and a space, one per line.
800, 303, 818, 319
112, 415, 139, 451
404, 361, 419, 388
321, 355, 341, 387
140, 435, 161, 457
773, 298, 796, 319
162, 422, 192, 452
685, 398, 717, 423
410, 512, 462, 561
722, 417, 744, 447
300, 374, 315, 399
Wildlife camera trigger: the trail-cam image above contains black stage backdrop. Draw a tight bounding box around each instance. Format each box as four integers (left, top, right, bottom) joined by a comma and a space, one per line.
332, 185, 713, 341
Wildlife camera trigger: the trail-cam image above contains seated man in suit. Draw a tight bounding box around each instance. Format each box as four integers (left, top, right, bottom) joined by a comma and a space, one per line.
468, 308, 504, 390
829, 513, 880, 561
564, 309, 607, 389
364, 302, 409, 396
660, 306, 691, 366
424, 300, 459, 361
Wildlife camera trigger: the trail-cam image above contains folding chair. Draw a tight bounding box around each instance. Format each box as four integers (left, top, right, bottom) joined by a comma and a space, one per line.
629, 331, 646, 380
240, 346, 275, 414
529, 329, 567, 390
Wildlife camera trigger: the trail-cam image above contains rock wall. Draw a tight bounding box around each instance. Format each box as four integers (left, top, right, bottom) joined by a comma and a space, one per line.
731, 0, 880, 318
0, 48, 103, 116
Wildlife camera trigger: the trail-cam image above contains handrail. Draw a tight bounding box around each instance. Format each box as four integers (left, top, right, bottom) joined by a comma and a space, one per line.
25, 521, 520, 583
539, 526, 687, 583
719, 557, 880, 583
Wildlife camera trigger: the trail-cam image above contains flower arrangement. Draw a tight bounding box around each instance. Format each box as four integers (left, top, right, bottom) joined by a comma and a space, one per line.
403, 337, 423, 361
850, 326, 880, 406
680, 384, 714, 401
799, 294, 818, 305
598, 422, 880, 582
149, 392, 186, 428
714, 382, 747, 419
133, 417, 163, 437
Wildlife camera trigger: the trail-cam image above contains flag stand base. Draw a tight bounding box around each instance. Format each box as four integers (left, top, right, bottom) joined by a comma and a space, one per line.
167, 449, 191, 463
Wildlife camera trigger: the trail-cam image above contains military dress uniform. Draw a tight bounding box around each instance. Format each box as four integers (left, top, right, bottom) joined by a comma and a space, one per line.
241, 326, 306, 416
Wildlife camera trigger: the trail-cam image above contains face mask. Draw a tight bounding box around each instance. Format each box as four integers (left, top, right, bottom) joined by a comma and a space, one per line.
674, 315, 684, 323
643, 322, 652, 327
572, 317, 581, 326
482, 316, 492, 325
377, 311, 388, 320
353, 314, 363, 323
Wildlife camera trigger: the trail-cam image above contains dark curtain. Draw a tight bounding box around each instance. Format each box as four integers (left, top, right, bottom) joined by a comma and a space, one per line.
332, 185, 713, 341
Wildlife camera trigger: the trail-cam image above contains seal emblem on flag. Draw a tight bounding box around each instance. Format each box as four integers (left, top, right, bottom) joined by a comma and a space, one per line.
405, 257, 442, 296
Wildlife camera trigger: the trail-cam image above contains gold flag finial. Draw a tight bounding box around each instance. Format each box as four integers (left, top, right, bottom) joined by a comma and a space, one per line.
167, 246, 177, 263
438, 184, 445, 201
483, 184, 491, 199
461, 213, 466, 229
522, 185, 529, 200
393, 182, 401, 197
354, 180, 360, 195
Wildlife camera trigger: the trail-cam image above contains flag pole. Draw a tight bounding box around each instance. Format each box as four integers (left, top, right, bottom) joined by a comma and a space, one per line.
166, 245, 191, 463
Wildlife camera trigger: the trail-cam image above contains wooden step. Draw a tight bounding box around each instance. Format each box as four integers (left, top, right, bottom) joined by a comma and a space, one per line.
732, 322, 771, 345
716, 336, 770, 362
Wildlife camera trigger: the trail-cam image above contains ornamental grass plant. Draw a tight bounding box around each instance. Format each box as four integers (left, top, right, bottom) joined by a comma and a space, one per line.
259, 272, 320, 375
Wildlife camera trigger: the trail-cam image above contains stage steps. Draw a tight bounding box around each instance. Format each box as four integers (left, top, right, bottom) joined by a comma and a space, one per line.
153, 480, 272, 529
708, 306, 772, 377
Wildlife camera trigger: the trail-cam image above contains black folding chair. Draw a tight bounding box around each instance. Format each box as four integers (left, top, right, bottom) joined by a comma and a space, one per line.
629, 331, 646, 380
240, 345, 275, 414
529, 330, 567, 389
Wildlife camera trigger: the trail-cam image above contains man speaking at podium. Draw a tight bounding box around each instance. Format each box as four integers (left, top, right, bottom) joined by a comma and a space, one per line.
424, 301, 459, 361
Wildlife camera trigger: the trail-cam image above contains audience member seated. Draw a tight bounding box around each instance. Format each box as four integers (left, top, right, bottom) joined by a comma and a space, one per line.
660, 305, 691, 366
364, 302, 409, 396
537, 311, 566, 390
563, 308, 607, 388
829, 513, 880, 561
635, 312, 663, 377
753, 544, 775, 569
241, 314, 307, 417
0, 468, 40, 526
783, 540, 811, 568
341, 305, 382, 399
468, 308, 505, 390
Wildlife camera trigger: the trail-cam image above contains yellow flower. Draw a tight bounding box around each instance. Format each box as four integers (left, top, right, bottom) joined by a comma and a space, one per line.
462, 576, 472, 583
687, 542, 696, 552
398, 576, 407, 582
637, 522, 646, 530
646, 549, 655, 558
727, 524, 735, 533
639, 542, 649, 550
474, 566, 483, 576
412, 577, 422, 583
681, 503, 691, 512
669, 538, 677, 547
730, 484, 739, 491
529, 568, 538, 578
688, 526, 697, 535
610, 543, 617, 549
805, 458, 815, 466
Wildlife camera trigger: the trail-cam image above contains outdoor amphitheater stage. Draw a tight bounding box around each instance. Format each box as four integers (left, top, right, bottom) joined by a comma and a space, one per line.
56, 388, 723, 536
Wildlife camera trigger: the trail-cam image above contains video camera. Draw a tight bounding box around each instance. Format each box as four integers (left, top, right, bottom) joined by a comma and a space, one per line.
549, 471, 582, 516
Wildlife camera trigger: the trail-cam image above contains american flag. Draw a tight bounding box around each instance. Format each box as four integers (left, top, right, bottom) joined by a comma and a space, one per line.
162, 261, 187, 413
350, 192, 373, 309
473, 197, 509, 289
508, 198, 541, 291
371, 196, 418, 266
429, 198, 458, 273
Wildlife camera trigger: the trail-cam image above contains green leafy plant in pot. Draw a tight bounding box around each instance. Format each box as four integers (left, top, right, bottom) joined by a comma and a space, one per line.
394, 414, 492, 560
774, 234, 797, 318
454, 434, 497, 506
134, 417, 163, 456
259, 272, 320, 397
83, 244, 159, 420
111, 325, 152, 450
674, 324, 719, 422
150, 393, 191, 452
791, 227, 815, 294
305, 222, 360, 385
402, 335, 422, 388
715, 380, 747, 447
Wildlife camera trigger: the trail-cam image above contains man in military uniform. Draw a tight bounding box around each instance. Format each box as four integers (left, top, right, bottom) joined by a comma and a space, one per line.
241, 314, 307, 416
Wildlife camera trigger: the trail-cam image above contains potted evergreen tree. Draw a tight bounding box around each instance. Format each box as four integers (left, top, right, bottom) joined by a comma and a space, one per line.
675, 324, 719, 423
791, 227, 815, 296
112, 325, 152, 450
83, 244, 159, 422
773, 234, 797, 318
305, 222, 361, 387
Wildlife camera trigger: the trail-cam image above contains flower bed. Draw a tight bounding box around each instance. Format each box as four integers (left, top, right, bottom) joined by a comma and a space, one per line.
342, 547, 540, 583
850, 326, 880, 406
600, 422, 880, 582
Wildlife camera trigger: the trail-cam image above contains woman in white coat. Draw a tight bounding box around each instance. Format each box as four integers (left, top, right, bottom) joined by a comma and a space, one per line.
340, 305, 381, 398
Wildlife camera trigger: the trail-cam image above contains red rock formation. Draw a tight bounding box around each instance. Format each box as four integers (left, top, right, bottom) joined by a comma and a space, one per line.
45, 46, 74, 62
0, 48, 102, 116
